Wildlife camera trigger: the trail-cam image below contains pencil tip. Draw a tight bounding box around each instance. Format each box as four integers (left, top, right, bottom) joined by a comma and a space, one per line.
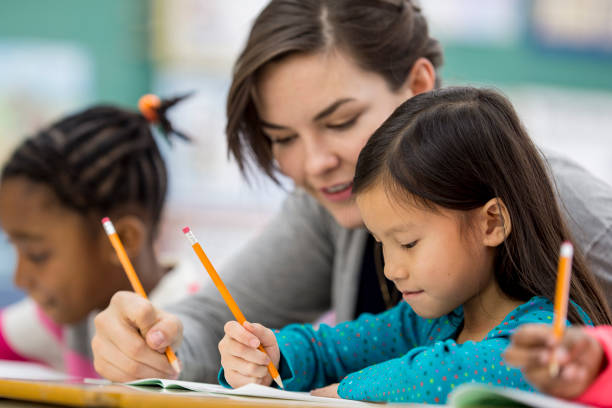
171, 359, 181, 375
273, 375, 284, 389
182, 226, 190, 234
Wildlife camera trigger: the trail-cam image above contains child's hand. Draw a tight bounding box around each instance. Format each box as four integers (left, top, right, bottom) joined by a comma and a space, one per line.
504, 324, 604, 399
92, 291, 183, 382
219, 321, 280, 388
311, 383, 340, 398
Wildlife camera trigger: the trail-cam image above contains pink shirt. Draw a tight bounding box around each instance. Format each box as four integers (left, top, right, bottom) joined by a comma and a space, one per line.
576, 326, 612, 408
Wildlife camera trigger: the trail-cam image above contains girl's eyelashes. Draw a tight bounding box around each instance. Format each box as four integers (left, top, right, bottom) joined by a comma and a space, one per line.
401, 240, 418, 249
327, 115, 359, 130
26, 251, 51, 264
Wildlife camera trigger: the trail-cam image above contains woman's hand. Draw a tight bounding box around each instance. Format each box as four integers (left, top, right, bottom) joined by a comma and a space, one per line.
219, 321, 280, 388
504, 324, 604, 399
311, 383, 340, 398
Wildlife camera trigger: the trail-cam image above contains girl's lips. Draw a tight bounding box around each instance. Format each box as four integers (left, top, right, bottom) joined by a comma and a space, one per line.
402, 290, 424, 299
321, 182, 353, 202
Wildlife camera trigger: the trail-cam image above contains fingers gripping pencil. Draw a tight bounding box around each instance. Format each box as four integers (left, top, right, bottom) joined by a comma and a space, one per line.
101, 217, 181, 374
182, 226, 284, 389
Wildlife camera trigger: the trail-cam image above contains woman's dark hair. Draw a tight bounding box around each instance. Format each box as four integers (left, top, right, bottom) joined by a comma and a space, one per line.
1, 95, 189, 238
227, 0, 443, 182
353, 86, 612, 325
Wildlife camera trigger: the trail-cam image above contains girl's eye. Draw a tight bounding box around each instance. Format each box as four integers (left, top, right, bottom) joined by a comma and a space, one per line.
27, 252, 50, 264
327, 115, 359, 130
401, 240, 418, 249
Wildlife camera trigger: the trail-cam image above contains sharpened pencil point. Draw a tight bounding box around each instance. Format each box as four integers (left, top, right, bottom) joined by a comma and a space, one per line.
171, 359, 181, 375
273, 375, 284, 389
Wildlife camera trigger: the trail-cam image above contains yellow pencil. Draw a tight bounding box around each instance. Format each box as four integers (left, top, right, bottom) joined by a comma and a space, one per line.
182, 226, 284, 389
101, 217, 180, 374
550, 241, 573, 377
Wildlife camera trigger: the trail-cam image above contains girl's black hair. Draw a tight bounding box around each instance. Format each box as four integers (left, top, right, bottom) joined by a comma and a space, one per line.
353, 86, 612, 325
1, 95, 190, 237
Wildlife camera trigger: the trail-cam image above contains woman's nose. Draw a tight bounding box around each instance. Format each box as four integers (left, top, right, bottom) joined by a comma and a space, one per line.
304, 137, 339, 177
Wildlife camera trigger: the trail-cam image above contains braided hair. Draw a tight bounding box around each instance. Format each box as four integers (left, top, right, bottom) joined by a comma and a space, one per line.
1, 95, 190, 237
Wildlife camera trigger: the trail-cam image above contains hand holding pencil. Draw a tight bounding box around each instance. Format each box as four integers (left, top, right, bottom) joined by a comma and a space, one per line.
101, 217, 181, 375
183, 227, 284, 389
505, 241, 604, 399
505, 324, 604, 399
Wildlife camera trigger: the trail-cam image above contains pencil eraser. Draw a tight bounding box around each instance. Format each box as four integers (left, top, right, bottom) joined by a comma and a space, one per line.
101, 217, 110, 224
182, 227, 190, 234
561, 241, 573, 257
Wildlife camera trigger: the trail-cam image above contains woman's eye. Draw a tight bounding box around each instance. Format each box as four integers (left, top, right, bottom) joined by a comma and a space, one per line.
270, 135, 297, 145
327, 116, 358, 130
401, 240, 418, 249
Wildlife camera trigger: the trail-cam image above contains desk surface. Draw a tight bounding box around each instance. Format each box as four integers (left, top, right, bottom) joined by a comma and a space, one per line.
0, 378, 437, 408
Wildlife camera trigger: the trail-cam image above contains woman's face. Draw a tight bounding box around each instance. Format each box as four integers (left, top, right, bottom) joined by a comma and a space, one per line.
255, 50, 415, 228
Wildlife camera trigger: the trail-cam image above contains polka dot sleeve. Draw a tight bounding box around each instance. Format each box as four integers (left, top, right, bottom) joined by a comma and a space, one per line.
336, 297, 591, 403
272, 301, 462, 392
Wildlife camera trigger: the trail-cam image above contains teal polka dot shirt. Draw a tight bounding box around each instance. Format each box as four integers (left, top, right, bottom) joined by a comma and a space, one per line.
219, 296, 591, 404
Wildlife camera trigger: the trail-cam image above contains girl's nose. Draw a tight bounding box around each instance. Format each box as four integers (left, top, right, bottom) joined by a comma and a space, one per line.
384, 258, 409, 282
13, 258, 34, 291
304, 138, 339, 177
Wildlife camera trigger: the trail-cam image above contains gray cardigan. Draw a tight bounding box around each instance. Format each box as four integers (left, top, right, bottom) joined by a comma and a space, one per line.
169, 149, 612, 382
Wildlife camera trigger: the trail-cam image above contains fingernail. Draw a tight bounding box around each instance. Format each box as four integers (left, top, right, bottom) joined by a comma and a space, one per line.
149, 330, 165, 348
250, 338, 260, 348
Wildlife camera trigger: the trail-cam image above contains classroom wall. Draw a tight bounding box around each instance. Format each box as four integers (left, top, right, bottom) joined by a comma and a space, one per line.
1, 0, 611, 307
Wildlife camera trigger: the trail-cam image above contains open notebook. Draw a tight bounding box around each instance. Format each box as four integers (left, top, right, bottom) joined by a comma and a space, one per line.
448, 383, 592, 408
128, 378, 596, 407
127, 378, 371, 405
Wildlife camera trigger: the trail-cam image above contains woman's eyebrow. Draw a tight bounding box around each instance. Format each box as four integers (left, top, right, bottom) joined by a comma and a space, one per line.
259, 97, 356, 130
313, 98, 354, 121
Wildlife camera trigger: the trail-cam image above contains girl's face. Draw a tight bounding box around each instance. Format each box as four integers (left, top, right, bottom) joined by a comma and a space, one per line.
356, 183, 497, 319
0, 177, 122, 324
255, 50, 415, 228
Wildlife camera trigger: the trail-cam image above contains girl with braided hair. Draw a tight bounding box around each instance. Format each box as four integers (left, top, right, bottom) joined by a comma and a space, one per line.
0, 95, 200, 378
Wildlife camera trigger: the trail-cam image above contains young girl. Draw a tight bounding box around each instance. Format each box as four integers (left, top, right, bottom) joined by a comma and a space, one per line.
217, 87, 611, 404
506, 324, 612, 407
0, 95, 201, 378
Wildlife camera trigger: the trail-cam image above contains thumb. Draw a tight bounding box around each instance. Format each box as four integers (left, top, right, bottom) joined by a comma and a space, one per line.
144, 311, 184, 353
243, 321, 276, 348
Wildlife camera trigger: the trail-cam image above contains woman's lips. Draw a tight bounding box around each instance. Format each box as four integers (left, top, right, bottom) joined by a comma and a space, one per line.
321, 182, 353, 202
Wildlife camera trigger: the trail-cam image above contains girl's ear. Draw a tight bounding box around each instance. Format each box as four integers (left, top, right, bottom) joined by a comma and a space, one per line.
480, 198, 512, 248
101, 215, 147, 266
398, 57, 436, 99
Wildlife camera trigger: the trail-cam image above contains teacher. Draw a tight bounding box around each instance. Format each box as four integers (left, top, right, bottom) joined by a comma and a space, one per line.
92, 0, 612, 382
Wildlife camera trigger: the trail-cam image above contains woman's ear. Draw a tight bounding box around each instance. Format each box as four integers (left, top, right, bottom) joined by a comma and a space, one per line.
398, 57, 436, 99
480, 198, 512, 248
100, 215, 147, 266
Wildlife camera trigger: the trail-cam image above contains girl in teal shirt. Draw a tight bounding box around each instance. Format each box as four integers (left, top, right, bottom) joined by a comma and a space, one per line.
218, 87, 611, 404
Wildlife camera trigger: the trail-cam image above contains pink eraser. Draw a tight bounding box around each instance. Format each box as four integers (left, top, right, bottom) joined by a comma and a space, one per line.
182, 227, 190, 234
101, 217, 110, 224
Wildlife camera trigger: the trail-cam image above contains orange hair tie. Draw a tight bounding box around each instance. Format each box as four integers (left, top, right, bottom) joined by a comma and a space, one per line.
138, 94, 161, 123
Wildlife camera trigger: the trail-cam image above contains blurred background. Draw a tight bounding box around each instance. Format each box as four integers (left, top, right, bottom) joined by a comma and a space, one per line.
1, 0, 611, 306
